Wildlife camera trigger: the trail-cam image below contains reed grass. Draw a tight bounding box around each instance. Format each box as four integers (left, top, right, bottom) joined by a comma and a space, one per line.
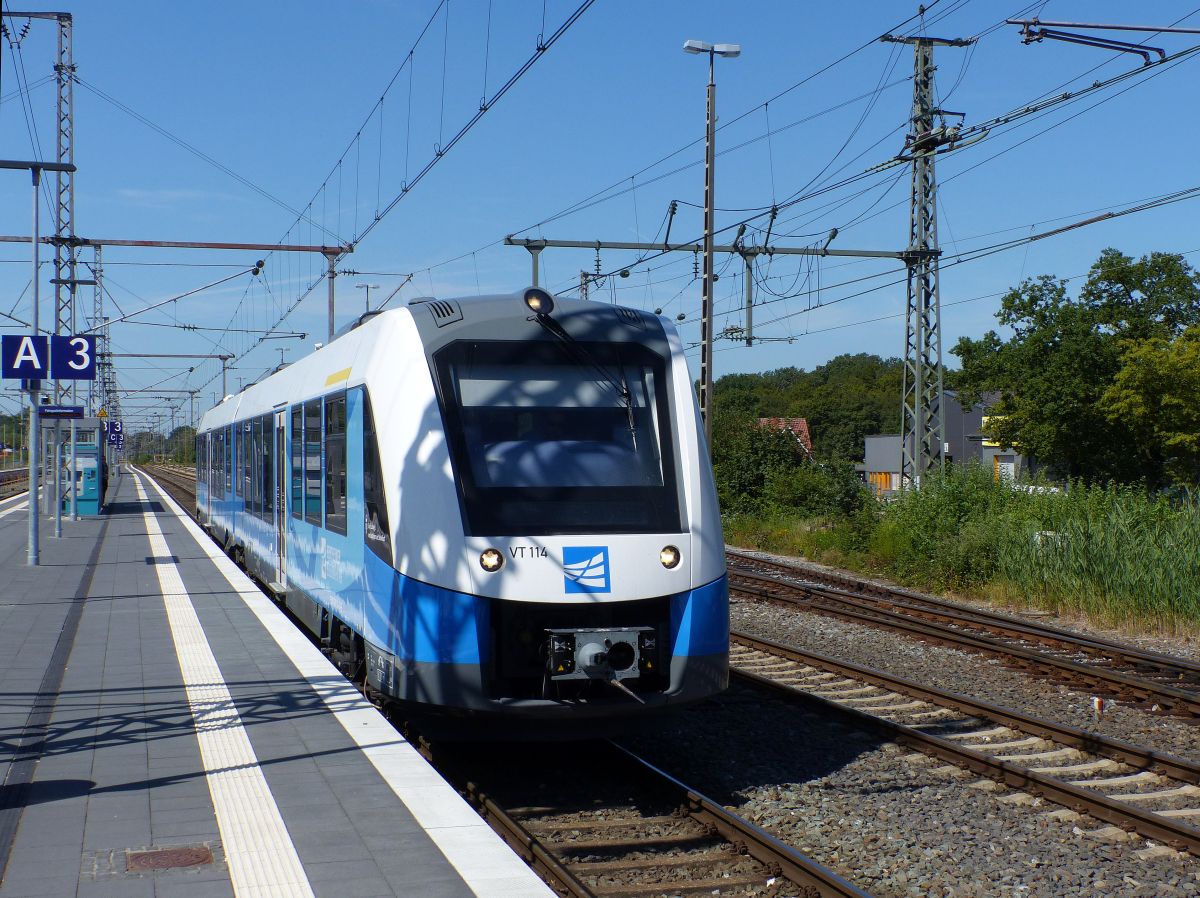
726, 466, 1200, 634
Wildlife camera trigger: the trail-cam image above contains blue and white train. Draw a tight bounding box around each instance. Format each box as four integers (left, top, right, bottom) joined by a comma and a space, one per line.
195, 287, 728, 722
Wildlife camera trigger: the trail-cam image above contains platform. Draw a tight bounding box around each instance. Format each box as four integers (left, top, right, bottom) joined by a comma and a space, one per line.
0, 468, 552, 898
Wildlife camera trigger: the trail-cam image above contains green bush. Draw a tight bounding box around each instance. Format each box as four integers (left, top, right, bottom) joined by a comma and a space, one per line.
764, 461, 869, 518
867, 464, 1008, 590
725, 464, 1200, 632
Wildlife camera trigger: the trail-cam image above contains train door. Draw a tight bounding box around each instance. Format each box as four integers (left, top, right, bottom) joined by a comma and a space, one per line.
275, 412, 287, 585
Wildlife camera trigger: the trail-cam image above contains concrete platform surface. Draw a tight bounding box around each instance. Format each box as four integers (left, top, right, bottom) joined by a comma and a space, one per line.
0, 468, 551, 898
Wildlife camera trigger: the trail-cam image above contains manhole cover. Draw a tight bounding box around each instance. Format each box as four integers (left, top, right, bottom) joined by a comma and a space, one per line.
126, 846, 214, 872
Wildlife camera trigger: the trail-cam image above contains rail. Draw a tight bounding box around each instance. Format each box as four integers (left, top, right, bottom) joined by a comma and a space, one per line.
727, 551, 1200, 718
731, 630, 1200, 855
459, 741, 876, 898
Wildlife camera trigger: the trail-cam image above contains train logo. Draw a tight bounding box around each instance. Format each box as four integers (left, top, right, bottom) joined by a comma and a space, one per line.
562, 546, 611, 594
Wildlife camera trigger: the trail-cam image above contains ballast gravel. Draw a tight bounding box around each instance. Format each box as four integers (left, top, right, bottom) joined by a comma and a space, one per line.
624, 686, 1200, 898
729, 550, 1200, 765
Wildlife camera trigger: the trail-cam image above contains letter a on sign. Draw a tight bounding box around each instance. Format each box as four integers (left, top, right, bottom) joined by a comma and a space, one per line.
1, 334, 49, 379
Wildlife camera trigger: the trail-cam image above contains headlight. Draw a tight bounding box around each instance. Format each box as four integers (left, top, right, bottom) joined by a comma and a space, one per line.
659, 545, 681, 569
480, 548, 504, 572
523, 287, 555, 315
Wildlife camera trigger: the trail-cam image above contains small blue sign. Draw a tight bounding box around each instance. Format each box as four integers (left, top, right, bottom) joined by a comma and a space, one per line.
110, 420, 122, 434
50, 335, 97, 380
563, 546, 611, 594
1, 335, 49, 378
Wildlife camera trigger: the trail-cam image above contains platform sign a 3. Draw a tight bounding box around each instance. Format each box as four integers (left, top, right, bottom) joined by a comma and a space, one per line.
1, 335, 50, 379
50, 335, 97, 380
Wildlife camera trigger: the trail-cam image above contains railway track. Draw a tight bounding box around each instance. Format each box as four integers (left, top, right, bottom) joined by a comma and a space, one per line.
447, 739, 873, 898
0, 467, 27, 500
140, 463, 196, 508
727, 548, 1200, 719
730, 630, 1200, 857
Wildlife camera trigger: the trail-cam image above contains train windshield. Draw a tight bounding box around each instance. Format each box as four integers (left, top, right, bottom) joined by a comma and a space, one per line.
435, 340, 682, 535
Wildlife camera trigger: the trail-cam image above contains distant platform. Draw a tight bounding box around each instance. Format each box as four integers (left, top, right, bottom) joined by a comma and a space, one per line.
0, 468, 551, 897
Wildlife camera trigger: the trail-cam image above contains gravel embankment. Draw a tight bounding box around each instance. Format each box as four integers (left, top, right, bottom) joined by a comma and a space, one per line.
625, 685, 1200, 898
731, 547, 1200, 664
731, 597, 1200, 764
729, 549, 1200, 763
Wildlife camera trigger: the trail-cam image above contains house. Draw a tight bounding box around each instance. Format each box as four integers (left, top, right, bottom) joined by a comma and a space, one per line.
757, 417, 813, 460
858, 392, 1029, 496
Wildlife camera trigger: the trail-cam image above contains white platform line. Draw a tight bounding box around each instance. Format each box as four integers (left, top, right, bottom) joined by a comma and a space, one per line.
132, 475, 316, 898
0, 499, 28, 521
136, 469, 554, 898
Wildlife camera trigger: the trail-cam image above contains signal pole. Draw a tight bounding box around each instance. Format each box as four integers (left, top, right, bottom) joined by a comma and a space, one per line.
50, 13, 74, 533
882, 33, 974, 488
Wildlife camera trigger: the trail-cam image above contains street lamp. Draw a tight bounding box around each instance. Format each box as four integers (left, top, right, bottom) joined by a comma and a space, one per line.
683, 39, 739, 451
356, 283, 381, 314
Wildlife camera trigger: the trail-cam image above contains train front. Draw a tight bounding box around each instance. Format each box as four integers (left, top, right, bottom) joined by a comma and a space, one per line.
372, 288, 728, 722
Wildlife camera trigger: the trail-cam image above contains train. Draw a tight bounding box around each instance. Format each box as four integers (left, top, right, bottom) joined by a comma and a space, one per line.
194, 287, 728, 725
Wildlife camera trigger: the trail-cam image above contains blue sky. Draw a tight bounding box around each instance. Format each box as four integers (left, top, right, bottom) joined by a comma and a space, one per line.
2, 1, 1199, 431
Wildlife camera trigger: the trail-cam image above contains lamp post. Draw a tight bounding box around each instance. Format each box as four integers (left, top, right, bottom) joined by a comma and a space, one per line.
683, 39, 739, 451
356, 283, 381, 315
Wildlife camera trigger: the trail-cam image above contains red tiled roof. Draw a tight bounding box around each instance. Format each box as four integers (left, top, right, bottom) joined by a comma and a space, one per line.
757, 417, 813, 454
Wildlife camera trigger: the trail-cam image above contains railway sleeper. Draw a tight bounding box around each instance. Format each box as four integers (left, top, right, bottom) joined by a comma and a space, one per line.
527, 814, 681, 834
568, 847, 737, 873
555, 831, 721, 856
588, 873, 771, 897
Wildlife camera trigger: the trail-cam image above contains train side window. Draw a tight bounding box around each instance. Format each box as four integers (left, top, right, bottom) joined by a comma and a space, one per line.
261, 415, 274, 520
324, 394, 347, 535
211, 431, 219, 494
235, 423, 245, 498
362, 389, 392, 563
303, 399, 322, 526
290, 407, 303, 520
249, 420, 261, 519
225, 426, 232, 494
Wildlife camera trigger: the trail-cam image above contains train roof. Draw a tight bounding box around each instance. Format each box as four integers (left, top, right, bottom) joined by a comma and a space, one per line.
196, 289, 666, 432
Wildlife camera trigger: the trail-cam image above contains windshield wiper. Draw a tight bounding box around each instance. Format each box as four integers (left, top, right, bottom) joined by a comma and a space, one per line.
530, 314, 638, 450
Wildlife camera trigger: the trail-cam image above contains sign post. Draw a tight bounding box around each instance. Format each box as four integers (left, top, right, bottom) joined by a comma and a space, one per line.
0, 157, 75, 565
29, 167, 41, 564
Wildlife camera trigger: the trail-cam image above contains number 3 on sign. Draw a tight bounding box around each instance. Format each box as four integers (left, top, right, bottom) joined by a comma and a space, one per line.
50, 334, 97, 380
67, 337, 90, 370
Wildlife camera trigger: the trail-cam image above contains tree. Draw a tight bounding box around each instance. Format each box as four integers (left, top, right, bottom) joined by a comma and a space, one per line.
711, 354, 902, 461
801, 354, 902, 459
1100, 327, 1200, 488
711, 412, 803, 514
953, 249, 1200, 486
